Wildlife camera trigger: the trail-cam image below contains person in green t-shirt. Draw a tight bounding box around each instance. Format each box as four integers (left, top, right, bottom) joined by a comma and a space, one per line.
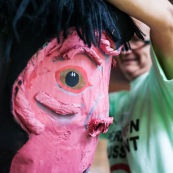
105, 0, 173, 173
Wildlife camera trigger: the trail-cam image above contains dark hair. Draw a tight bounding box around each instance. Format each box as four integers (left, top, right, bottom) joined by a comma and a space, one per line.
0, 0, 143, 58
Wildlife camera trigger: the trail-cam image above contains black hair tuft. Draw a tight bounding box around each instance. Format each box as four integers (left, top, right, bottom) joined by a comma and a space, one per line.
0, 0, 144, 59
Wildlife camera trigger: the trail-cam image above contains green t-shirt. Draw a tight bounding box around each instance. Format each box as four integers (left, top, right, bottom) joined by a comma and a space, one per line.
108, 49, 173, 173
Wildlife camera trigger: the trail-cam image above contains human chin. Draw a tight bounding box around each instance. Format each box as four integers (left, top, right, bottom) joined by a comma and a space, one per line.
121, 64, 140, 79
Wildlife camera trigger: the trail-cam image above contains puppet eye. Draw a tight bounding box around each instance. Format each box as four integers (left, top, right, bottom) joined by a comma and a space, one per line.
55, 66, 91, 94
65, 71, 79, 87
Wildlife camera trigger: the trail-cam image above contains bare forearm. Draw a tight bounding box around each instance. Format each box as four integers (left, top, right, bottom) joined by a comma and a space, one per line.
106, 0, 148, 22
106, 0, 172, 28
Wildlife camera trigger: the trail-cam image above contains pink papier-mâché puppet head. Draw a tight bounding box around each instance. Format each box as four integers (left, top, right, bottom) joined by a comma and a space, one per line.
10, 30, 121, 173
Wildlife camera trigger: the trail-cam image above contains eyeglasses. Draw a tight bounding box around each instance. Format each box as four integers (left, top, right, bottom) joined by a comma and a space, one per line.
122, 39, 150, 52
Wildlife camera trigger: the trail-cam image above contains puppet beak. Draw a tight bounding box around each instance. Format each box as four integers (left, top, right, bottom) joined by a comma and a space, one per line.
87, 117, 113, 137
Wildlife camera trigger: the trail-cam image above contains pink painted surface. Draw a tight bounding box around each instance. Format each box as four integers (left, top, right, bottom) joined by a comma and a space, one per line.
10, 30, 120, 173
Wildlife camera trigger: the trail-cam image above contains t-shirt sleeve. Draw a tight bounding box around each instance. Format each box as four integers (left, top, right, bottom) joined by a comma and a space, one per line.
149, 47, 173, 94
146, 47, 173, 122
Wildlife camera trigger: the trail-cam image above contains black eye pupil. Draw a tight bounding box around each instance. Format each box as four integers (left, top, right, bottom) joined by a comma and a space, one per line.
65, 71, 79, 87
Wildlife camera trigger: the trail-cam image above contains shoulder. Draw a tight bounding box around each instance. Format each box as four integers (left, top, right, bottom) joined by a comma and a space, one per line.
109, 91, 128, 104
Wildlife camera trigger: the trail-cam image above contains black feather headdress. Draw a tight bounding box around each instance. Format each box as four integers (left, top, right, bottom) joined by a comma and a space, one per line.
0, 0, 144, 59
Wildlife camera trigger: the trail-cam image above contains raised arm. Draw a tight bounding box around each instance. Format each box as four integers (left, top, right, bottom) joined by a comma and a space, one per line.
107, 0, 173, 79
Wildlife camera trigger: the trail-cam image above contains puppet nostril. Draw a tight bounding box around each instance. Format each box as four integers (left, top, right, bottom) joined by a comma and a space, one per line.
18, 80, 22, 85
14, 86, 19, 97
